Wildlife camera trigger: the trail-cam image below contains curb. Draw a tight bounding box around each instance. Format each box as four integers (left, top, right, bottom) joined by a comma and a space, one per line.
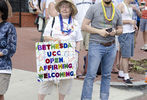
96, 81, 147, 89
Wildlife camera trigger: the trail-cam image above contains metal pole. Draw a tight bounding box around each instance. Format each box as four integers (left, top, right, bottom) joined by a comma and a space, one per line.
19, 0, 21, 27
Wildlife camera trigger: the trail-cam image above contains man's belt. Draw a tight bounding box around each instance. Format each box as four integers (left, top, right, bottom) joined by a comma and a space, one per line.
100, 40, 115, 47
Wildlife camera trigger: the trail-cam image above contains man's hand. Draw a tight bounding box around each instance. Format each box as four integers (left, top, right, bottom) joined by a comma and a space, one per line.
109, 29, 116, 36
134, 25, 138, 31
99, 29, 110, 37
131, 5, 138, 12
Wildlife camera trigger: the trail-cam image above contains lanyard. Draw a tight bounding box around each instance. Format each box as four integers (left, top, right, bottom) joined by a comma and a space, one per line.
59, 14, 72, 35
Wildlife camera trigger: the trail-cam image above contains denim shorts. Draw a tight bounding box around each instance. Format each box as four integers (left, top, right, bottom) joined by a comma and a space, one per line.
140, 18, 147, 32
118, 32, 135, 58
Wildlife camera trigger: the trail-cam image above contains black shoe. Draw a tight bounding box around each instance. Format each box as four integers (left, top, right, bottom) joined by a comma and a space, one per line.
118, 76, 124, 80
129, 77, 134, 81
76, 74, 86, 79
124, 79, 133, 85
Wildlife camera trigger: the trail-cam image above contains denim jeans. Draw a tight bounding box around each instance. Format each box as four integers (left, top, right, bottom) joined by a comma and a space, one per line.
81, 41, 116, 100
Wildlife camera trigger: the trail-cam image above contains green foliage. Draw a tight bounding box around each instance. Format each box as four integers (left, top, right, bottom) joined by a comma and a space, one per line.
129, 59, 147, 74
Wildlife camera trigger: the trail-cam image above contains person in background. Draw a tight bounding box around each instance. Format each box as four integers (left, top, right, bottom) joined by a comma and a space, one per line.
45, 0, 54, 21
131, 0, 142, 47
0, 0, 17, 100
81, 0, 123, 99
73, 0, 96, 78
38, 0, 82, 100
39, 0, 46, 42
140, 0, 147, 51
111, 0, 124, 74
117, 0, 141, 85
5, 0, 12, 17
48, 0, 62, 17
28, 0, 41, 14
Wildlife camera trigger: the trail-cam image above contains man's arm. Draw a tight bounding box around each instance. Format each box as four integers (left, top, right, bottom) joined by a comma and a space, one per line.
132, 5, 142, 18
81, 18, 109, 37
115, 26, 123, 35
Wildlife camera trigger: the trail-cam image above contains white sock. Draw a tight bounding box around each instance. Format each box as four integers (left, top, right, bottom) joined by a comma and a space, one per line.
119, 71, 124, 77
124, 73, 130, 80
144, 44, 147, 47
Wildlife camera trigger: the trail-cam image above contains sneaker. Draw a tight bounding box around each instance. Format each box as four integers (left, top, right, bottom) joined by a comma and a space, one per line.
140, 45, 147, 51
118, 76, 124, 80
124, 79, 133, 85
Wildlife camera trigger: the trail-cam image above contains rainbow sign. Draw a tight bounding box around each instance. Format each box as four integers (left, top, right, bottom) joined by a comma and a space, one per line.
36, 41, 77, 82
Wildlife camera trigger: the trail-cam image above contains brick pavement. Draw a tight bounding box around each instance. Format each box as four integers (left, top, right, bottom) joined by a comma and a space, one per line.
12, 27, 147, 82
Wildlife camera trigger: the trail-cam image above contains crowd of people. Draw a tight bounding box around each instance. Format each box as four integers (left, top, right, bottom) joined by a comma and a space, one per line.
28, 0, 146, 100
0, 0, 146, 100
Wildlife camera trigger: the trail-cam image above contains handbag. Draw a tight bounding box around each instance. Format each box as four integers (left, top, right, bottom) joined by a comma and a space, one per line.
36, 14, 45, 32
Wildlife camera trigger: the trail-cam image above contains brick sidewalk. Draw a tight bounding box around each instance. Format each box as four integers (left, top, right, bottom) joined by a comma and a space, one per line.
12, 27, 147, 83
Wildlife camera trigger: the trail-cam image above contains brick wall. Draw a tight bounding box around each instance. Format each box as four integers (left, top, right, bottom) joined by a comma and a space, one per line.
7, 12, 37, 27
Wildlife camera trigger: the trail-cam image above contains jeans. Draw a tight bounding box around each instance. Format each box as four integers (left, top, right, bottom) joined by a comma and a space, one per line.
81, 41, 116, 100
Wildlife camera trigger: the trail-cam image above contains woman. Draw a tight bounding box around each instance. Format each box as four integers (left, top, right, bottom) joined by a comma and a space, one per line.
38, 0, 82, 100
0, 0, 17, 100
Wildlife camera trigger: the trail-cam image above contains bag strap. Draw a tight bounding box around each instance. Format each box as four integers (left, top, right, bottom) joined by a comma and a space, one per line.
50, 17, 55, 37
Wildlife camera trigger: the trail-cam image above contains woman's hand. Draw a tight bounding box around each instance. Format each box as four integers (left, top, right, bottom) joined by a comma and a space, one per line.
0, 52, 3, 56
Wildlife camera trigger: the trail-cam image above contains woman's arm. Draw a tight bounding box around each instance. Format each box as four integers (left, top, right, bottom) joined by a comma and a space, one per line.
0, 24, 17, 57
75, 41, 80, 51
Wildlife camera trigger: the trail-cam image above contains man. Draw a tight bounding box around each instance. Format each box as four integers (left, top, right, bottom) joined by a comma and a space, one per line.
117, 0, 141, 84
81, 0, 123, 100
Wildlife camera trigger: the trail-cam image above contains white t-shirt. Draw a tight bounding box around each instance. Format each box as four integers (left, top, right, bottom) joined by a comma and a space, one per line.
122, 2, 134, 33
73, 0, 93, 27
46, 0, 54, 8
43, 16, 83, 42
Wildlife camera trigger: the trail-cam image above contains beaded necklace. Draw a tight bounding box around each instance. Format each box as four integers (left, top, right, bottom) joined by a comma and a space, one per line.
59, 14, 72, 35
101, 1, 115, 22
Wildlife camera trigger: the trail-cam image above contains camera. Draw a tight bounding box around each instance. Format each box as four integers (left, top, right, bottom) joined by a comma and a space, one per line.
106, 28, 112, 33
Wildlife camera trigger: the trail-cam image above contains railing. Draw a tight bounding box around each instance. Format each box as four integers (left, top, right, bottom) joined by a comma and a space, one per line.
9, 0, 29, 27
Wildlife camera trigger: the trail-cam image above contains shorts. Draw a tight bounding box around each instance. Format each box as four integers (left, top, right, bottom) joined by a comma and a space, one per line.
80, 31, 90, 51
38, 79, 72, 95
118, 32, 135, 58
0, 73, 11, 95
140, 18, 147, 32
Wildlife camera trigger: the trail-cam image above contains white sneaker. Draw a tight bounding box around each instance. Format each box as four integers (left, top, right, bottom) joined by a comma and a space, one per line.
140, 45, 147, 51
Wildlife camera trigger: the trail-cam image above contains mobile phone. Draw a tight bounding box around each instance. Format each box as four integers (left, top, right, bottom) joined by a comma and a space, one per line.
106, 28, 112, 33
